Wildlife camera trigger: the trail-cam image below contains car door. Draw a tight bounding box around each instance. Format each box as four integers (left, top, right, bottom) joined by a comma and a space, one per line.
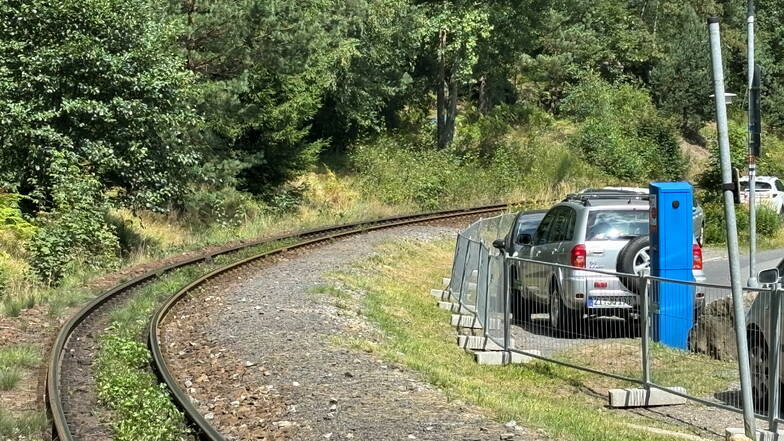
521, 209, 555, 299
527, 208, 567, 303
775, 180, 784, 213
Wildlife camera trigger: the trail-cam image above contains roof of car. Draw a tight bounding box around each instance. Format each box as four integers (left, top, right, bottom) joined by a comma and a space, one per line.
740, 175, 779, 182
562, 191, 649, 207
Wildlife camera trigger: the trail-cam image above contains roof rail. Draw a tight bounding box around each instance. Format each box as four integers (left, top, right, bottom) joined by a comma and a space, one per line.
562, 192, 650, 206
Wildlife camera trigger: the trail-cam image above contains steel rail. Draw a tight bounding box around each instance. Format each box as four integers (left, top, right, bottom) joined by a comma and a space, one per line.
48, 202, 514, 441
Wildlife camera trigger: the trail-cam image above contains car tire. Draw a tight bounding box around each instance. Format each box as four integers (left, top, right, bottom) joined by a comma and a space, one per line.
616, 236, 650, 295
511, 269, 531, 323
549, 280, 582, 336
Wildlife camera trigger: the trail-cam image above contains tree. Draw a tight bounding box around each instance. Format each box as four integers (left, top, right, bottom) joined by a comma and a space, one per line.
427, 1, 490, 148
0, 0, 199, 212
311, 0, 428, 146
651, 5, 713, 140
168, 0, 357, 195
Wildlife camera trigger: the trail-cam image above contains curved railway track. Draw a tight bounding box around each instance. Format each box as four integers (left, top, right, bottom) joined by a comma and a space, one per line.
47, 203, 514, 441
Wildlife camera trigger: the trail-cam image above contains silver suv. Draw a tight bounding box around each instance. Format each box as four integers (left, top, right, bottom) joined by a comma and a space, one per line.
505, 193, 706, 332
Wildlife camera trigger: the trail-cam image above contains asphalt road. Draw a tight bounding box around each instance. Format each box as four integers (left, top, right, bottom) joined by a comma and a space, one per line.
702, 247, 784, 287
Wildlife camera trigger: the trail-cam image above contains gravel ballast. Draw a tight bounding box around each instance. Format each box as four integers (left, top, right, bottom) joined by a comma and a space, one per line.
161, 226, 519, 441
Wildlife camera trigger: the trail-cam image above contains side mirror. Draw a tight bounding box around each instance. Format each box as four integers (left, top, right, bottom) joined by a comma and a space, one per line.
517, 234, 532, 245
758, 268, 780, 284
492, 239, 507, 251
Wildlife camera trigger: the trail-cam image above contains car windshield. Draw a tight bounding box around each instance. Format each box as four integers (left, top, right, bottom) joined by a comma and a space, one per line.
586, 210, 649, 241
740, 181, 772, 191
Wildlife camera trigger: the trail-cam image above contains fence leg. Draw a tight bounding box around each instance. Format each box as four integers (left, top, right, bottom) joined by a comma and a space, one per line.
503, 252, 511, 364
641, 278, 651, 388
768, 288, 781, 433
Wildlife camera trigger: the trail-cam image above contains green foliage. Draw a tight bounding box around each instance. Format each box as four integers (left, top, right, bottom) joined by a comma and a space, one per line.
563, 76, 686, 181
703, 201, 782, 245
650, 5, 712, 139
29, 154, 119, 283
758, 132, 784, 179
697, 120, 747, 201
96, 333, 188, 441
0, 409, 47, 439
0, 193, 35, 245
173, 0, 357, 196
0, 0, 199, 212
180, 187, 262, 229
353, 113, 608, 210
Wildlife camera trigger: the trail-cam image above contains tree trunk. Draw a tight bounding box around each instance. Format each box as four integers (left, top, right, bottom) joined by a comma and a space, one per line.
437, 29, 448, 149
479, 75, 488, 114
444, 72, 459, 147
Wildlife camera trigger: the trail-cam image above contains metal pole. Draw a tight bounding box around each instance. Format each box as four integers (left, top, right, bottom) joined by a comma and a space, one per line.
502, 253, 511, 364
708, 17, 757, 439
748, 0, 759, 288
641, 278, 651, 387
768, 286, 781, 432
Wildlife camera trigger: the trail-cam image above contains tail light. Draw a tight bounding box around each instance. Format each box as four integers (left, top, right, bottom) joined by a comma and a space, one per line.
693, 244, 703, 270
571, 244, 586, 268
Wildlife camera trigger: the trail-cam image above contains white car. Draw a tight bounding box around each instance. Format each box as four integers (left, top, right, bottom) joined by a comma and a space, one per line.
740, 176, 784, 215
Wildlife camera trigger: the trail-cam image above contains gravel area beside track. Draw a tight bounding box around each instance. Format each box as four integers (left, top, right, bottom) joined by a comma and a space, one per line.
161, 226, 520, 441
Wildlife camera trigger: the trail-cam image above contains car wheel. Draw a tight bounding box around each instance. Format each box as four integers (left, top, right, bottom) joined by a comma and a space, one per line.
617, 236, 650, 295
549, 281, 581, 336
749, 331, 770, 412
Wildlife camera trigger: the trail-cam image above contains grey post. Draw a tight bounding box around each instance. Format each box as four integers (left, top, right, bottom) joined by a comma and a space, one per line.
502, 251, 511, 364
641, 278, 651, 387
769, 285, 781, 432
748, 0, 758, 288
708, 17, 757, 439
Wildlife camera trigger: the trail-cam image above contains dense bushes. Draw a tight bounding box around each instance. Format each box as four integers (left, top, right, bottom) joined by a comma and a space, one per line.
562, 77, 686, 181
29, 156, 119, 283
703, 201, 782, 245
353, 108, 609, 210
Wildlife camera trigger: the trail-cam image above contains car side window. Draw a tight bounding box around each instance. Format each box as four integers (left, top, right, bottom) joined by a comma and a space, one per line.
776, 180, 784, 192
533, 211, 557, 245
562, 208, 576, 241
549, 208, 569, 242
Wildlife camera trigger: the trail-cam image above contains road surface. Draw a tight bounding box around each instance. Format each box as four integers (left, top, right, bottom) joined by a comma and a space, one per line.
702, 247, 784, 287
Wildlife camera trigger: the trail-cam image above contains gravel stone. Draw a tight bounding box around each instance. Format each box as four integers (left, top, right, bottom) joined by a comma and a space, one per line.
163, 226, 536, 441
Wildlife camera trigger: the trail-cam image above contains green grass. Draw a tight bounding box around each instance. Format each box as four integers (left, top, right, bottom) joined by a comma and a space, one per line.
330, 238, 706, 441
0, 366, 21, 390
0, 409, 47, 439
555, 340, 738, 398
0, 344, 40, 369
95, 265, 203, 441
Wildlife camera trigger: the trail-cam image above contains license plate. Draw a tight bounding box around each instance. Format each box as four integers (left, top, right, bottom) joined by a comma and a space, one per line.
587, 297, 631, 308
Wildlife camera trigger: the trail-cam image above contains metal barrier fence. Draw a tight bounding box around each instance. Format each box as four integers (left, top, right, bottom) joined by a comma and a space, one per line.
446, 215, 784, 434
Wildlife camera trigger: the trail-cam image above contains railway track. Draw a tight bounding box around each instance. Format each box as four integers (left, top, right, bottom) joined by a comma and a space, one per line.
47, 203, 514, 441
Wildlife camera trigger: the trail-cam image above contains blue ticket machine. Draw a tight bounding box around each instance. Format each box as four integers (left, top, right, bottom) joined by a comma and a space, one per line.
649, 182, 695, 349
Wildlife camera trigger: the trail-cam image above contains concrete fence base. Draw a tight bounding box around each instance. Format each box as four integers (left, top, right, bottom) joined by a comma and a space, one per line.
608, 387, 687, 408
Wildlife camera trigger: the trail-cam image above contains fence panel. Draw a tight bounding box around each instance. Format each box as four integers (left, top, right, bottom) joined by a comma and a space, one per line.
446, 214, 776, 432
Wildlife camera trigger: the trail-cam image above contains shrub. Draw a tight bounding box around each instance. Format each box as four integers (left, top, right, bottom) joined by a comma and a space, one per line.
29, 155, 119, 283
697, 120, 747, 202
562, 76, 686, 181
0, 193, 36, 247
180, 187, 262, 230
702, 201, 782, 245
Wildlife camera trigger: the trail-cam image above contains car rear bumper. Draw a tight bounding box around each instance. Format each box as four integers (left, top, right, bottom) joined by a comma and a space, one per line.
562, 271, 707, 313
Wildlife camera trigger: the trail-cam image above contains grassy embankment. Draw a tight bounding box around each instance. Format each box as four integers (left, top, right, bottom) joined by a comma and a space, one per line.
325, 238, 738, 441
0, 119, 611, 319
